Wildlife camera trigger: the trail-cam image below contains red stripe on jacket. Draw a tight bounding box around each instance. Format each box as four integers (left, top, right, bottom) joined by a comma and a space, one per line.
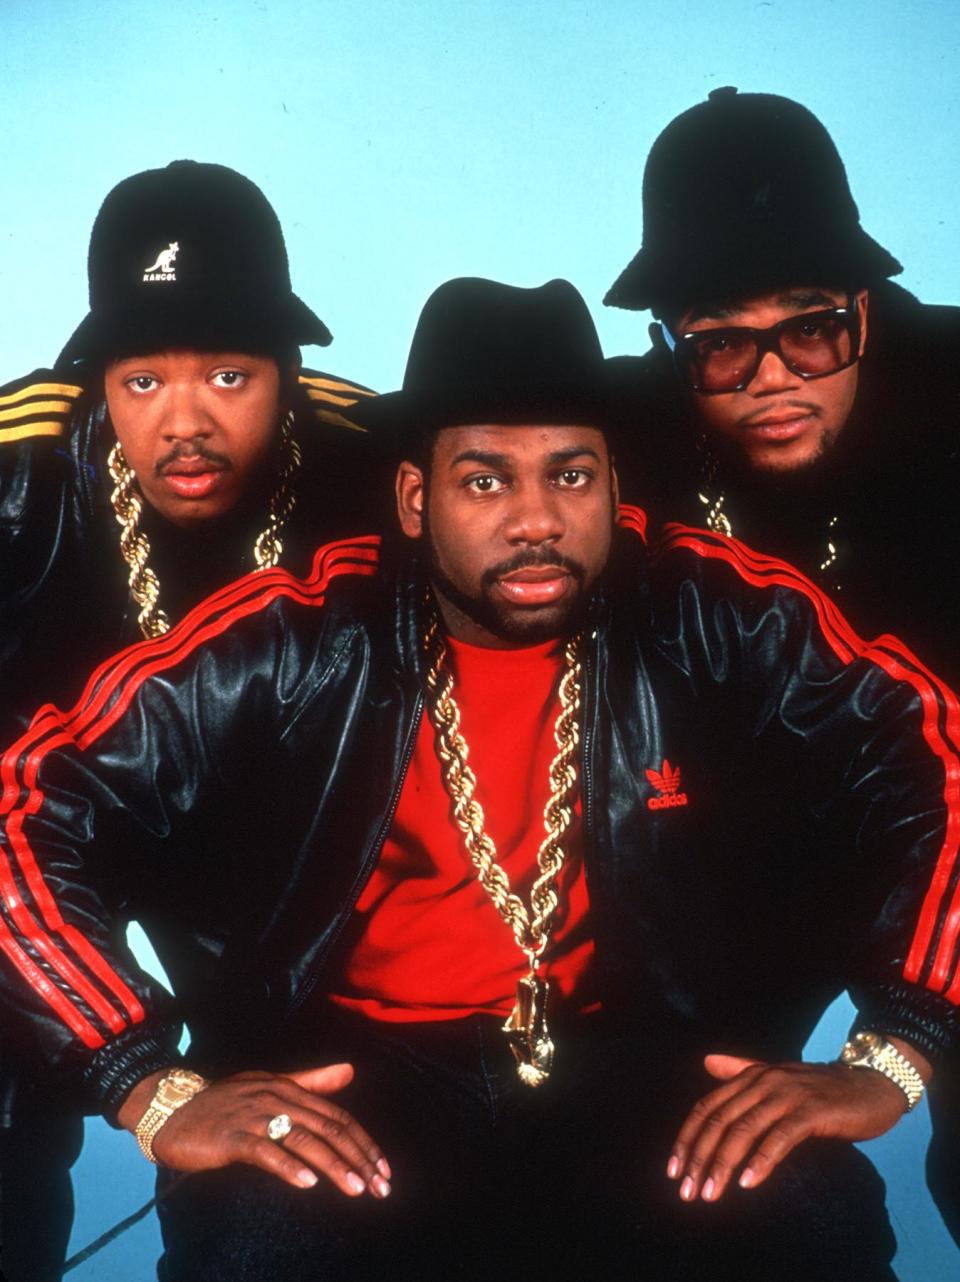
0, 536, 380, 1048
617, 502, 648, 541
659, 523, 960, 1002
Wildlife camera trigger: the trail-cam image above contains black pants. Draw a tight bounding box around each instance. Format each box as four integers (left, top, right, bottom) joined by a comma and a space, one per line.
0, 1069, 83, 1282
157, 1013, 897, 1282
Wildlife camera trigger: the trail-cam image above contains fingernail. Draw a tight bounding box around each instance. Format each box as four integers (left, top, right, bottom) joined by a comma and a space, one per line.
297, 1169, 318, 1188
666, 1156, 680, 1179
371, 1174, 391, 1198
680, 1177, 695, 1201
739, 1169, 756, 1188
702, 1178, 716, 1201
346, 1172, 365, 1195
377, 1157, 392, 1180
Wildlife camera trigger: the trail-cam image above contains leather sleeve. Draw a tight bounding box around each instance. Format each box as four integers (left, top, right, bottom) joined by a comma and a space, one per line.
0, 536, 380, 1113
651, 524, 960, 1062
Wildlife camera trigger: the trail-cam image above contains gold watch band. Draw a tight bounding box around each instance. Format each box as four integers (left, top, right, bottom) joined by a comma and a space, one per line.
133, 1068, 210, 1163
838, 1031, 925, 1112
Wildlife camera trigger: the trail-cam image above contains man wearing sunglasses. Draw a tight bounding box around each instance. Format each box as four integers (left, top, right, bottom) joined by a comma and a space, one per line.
606, 86, 960, 1248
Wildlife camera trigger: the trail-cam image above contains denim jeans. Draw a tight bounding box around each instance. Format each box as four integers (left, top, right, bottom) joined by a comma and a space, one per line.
156, 1011, 897, 1282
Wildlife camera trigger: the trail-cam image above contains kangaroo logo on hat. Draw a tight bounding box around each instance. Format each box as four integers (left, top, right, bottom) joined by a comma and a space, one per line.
143, 241, 179, 282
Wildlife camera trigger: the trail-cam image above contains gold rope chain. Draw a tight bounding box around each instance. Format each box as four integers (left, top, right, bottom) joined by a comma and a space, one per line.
697, 487, 841, 574
107, 411, 301, 639
423, 612, 583, 1085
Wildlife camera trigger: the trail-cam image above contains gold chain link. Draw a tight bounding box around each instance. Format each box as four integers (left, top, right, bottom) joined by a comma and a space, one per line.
422, 612, 582, 970
254, 413, 302, 570
107, 442, 171, 639
108, 411, 300, 639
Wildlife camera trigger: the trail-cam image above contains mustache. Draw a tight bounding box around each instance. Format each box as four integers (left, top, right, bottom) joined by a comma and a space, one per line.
738, 399, 821, 428
480, 547, 586, 589
155, 440, 233, 475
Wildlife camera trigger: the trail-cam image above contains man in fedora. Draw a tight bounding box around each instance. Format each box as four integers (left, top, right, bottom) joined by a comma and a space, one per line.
0, 159, 381, 1281
0, 275, 956, 1279
605, 87, 960, 1242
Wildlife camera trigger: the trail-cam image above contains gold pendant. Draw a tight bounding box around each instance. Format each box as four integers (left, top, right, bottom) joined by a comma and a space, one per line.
502, 972, 554, 1087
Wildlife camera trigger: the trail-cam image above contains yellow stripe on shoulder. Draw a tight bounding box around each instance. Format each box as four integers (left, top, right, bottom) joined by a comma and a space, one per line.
299, 371, 377, 400
0, 421, 65, 445
298, 369, 376, 435
0, 373, 84, 445
0, 380, 83, 411
0, 398, 79, 425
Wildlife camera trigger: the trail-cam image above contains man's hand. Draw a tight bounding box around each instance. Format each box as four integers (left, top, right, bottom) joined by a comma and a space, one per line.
119, 1063, 391, 1198
667, 1042, 929, 1203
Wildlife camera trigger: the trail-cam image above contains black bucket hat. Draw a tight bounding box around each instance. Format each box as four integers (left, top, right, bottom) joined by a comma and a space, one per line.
351, 277, 610, 441
605, 87, 902, 317
58, 160, 332, 368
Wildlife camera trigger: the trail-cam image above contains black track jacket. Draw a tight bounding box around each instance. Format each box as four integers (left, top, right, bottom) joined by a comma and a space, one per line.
1, 508, 958, 1119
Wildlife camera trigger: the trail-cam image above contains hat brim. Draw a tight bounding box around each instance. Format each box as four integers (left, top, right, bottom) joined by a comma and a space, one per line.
349, 377, 614, 445
605, 226, 903, 315
57, 290, 332, 368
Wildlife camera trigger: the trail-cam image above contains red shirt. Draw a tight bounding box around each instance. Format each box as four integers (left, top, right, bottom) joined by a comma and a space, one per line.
329, 634, 596, 1021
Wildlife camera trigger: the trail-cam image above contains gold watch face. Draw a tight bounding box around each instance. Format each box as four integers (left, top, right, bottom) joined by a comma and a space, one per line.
158, 1069, 205, 1107
841, 1032, 880, 1064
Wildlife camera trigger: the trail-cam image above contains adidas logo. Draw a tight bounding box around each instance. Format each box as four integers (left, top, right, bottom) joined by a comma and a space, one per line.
645, 759, 689, 811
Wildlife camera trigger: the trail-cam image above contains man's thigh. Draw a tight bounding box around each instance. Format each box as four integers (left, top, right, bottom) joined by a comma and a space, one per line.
527, 1028, 899, 1281
154, 1018, 900, 1282
157, 1018, 504, 1282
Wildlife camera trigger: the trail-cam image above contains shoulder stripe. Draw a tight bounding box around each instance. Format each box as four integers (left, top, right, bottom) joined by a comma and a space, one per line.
299, 373, 376, 398
298, 369, 376, 435
0, 422, 66, 444
0, 535, 381, 1048
617, 502, 648, 541
658, 523, 960, 1002
0, 380, 83, 411
0, 378, 84, 444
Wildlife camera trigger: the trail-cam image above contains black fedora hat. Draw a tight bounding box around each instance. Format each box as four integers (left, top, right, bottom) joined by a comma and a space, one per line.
352, 277, 610, 439
58, 160, 332, 368
605, 87, 902, 316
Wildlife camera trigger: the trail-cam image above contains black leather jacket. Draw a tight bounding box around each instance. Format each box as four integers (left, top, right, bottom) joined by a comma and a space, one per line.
1, 513, 958, 1118
0, 367, 387, 745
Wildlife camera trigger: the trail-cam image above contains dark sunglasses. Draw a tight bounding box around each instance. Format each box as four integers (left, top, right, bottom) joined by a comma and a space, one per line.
661, 301, 861, 394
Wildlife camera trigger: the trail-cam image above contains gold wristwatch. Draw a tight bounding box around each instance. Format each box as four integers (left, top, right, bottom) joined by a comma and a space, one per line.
838, 1031, 925, 1112
133, 1067, 210, 1163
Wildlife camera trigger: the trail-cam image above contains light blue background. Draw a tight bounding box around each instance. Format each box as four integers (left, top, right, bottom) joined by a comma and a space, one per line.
1, 2, 958, 1279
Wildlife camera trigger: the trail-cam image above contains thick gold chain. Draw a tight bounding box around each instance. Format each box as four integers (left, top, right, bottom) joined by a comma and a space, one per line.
254, 413, 302, 569
108, 411, 300, 639
423, 614, 582, 970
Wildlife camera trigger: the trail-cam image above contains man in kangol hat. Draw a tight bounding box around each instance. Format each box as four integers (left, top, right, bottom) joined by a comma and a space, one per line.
605, 88, 960, 1246
0, 159, 382, 1282
1, 275, 957, 1279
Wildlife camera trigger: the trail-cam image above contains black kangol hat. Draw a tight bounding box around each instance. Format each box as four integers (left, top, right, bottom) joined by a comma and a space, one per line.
605, 87, 903, 316
58, 160, 332, 367
352, 277, 609, 439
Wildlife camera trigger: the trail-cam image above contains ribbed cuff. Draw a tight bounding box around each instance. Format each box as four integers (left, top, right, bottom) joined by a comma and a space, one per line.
849, 982, 960, 1063
81, 1023, 184, 1126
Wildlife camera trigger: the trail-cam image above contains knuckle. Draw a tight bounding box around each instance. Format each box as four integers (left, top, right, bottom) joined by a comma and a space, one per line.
727, 1119, 758, 1143
316, 1114, 347, 1142
282, 1124, 315, 1153
233, 1131, 260, 1159
321, 1103, 351, 1128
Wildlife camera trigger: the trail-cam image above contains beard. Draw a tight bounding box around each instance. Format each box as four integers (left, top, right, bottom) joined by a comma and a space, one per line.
425, 536, 591, 646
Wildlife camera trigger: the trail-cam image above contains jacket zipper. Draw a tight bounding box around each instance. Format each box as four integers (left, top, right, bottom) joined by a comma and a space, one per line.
285, 690, 425, 1018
